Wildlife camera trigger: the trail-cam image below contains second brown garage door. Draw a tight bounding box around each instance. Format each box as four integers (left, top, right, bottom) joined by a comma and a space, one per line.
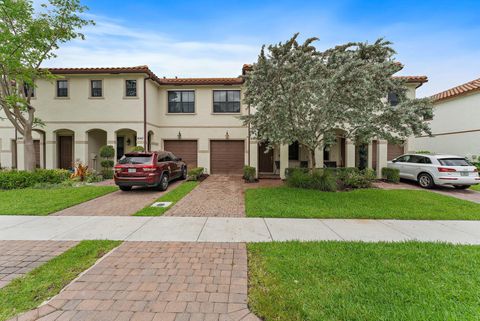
210, 140, 245, 175
164, 140, 198, 168
387, 142, 405, 160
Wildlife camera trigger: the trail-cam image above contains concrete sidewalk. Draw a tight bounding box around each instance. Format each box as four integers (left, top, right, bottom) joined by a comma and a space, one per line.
1, 216, 480, 244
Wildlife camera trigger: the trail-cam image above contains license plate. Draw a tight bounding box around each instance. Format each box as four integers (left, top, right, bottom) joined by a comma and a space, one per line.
128, 168, 136, 173
460, 171, 469, 176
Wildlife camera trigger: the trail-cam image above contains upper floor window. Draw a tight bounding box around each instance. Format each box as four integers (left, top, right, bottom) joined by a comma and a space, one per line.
387, 92, 399, 107
168, 91, 195, 113
23, 83, 34, 98
125, 80, 137, 97
56, 80, 68, 97
90, 80, 103, 97
213, 90, 240, 113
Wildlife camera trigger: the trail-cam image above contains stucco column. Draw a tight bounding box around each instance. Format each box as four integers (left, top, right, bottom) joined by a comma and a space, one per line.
74, 132, 88, 166
107, 131, 116, 161
367, 141, 373, 169
279, 144, 289, 179
249, 140, 258, 178
315, 145, 324, 168
345, 139, 356, 168
45, 131, 56, 169
376, 139, 388, 178
16, 138, 25, 170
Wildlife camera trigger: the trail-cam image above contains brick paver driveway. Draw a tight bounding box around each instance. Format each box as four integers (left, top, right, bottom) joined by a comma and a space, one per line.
0, 241, 77, 289
166, 176, 245, 217
53, 181, 182, 216
10, 242, 259, 321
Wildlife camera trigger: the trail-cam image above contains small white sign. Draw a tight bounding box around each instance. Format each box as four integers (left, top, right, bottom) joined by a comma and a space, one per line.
151, 201, 173, 208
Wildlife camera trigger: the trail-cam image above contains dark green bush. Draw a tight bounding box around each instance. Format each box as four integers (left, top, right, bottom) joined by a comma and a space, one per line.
101, 169, 114, 179
382, 167, 400, 183
131, 146, 145, 152
0, 169, 71, 190
243, 166, 256, 183
187, 167, 205, 181
99, 145, 115, 158
286, 169, 337, 192
336, 167, 376, 189
100, 160, 114, 168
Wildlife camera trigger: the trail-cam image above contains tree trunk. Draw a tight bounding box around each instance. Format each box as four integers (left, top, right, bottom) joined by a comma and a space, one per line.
23, 127, 36, 171
308, 148, 316, 169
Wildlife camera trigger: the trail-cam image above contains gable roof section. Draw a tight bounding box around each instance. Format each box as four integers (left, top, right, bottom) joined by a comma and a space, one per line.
47, 66, 243, 86
431, 77, 480, 102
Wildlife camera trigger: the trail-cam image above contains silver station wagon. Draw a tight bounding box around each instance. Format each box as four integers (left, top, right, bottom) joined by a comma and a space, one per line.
387, 154, 480, 189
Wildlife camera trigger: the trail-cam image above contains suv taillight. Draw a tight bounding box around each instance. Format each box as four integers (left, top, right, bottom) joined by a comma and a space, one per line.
143, 166, 156, 172
114, 167, 123, 173
438, 167, 456, 172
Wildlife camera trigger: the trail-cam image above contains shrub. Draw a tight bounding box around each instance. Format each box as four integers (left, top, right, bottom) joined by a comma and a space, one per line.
416, 150, 431, 154
243, 166, 256, 183
101, 169, 114, 179
100, 160, 114, 168
286, 169, 337, 192
382, 167, 400, 183
99, 145, 115, 158
131, 146, 145, 152
32, 180, 74, 189
336, 167, 376, 189
187, 167, 204, 181
0, 169, 70, 190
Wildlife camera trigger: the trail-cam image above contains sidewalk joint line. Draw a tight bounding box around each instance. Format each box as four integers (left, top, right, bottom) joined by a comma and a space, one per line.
263, 218, 274, 241
124, 217, 155, 241
196, 217, 209, 242
319, 219, 345, 240
377, 220, 413, 239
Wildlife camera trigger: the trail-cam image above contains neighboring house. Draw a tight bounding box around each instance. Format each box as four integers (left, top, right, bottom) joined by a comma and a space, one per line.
410, 77, 480, 159
0, 65, 427, 178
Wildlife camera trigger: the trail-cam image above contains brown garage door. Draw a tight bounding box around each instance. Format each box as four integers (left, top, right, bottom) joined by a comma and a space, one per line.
164, 140, 198, 168
210, 140, 245, 174
387, 142, 405, 160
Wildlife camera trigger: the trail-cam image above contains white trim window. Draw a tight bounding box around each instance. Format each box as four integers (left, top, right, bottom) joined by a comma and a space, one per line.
213, 90, 240, 113
125, 80, 137, 97
168, 91, 195, 113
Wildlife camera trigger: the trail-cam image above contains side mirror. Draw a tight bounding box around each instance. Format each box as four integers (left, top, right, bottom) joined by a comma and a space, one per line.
392, 159, 397, 163
177, 157, 182, 161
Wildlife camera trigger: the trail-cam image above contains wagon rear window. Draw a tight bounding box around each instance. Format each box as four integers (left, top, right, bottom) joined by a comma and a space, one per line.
438, 158, 472, 166
118, 155, 153, 165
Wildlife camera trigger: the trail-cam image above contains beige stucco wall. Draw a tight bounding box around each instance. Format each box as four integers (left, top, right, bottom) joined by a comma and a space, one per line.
410, 91, 480, 158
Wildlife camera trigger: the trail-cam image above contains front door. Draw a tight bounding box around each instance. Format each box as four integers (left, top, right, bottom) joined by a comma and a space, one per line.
58, 136, 73, 169
258, 142, 274, 173
117, 136, 125, 160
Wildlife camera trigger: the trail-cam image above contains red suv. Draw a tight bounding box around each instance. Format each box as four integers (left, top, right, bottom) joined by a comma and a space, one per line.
114, 151, 187, 191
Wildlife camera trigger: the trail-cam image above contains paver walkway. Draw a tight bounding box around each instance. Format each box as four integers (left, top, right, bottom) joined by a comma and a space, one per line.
375, 181, 480, 203
0, 241, 77, 288
53, 181, 182, 216
166, 176, 245, 217
9, 242, 259, 321
1, 216, 480, 244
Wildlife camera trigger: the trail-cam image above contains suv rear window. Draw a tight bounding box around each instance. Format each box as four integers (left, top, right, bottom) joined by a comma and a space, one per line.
438, 158, 472, 166
118, 154, 153, 165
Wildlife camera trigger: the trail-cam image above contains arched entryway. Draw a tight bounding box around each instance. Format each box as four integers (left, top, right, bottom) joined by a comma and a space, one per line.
32, 129, 46, 169
55, 129, 74, 169
115, 129, 137, 160
87, 129, 107, 172
147, 130, 154, 152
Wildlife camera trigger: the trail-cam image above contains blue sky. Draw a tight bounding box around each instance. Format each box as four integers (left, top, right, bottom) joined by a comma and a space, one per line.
40, 0, 480, 97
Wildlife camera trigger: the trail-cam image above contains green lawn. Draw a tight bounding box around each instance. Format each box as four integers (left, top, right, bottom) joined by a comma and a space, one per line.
134, 181, 199, 216
471, 184, 480, 192
0, 240, 120, 321
245, 187, 480, 220
0, 186, 117, 215
248, 241, 480, 321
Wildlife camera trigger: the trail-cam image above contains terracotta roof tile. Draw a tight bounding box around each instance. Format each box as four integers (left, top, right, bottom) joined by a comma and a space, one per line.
158, 77, 244, 86
431, 77, 480, 102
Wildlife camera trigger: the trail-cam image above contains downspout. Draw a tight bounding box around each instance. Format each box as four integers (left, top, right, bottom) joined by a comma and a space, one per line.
143, 77, 150, 150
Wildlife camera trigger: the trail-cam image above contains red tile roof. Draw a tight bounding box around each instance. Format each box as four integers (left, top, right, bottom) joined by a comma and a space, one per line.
431, 77, 480, 102
47, 66, 243, 86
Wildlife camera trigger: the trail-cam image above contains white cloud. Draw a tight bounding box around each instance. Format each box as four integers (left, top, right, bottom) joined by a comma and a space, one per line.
43, 13, 259, 77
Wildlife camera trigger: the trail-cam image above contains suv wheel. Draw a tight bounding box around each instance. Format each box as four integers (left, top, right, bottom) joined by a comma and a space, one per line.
158, 174, 169, 191
418, 173, 434, 189
181, 167, 187, 180
119, 186, 132, 192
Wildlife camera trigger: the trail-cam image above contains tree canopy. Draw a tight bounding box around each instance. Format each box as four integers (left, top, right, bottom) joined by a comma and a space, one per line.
243, 34, 432, 168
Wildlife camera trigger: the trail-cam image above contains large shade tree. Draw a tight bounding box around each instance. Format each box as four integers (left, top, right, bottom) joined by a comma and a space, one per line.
0, 0, 93, 171
243, 34, 433, 169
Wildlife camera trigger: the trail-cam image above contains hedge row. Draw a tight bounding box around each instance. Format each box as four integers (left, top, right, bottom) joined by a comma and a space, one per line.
0, 169, 71, 190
